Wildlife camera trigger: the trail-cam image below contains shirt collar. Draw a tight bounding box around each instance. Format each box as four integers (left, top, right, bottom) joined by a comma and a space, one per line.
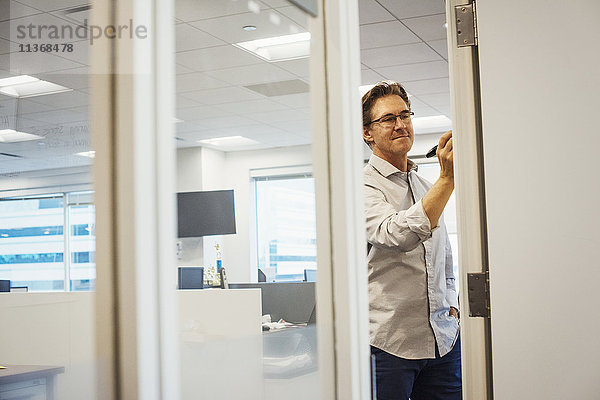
368, 154, 418, 178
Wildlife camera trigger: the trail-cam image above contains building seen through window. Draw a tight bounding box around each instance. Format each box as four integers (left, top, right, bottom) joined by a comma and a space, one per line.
255, 175, 317, 282
0, 191, 95, 292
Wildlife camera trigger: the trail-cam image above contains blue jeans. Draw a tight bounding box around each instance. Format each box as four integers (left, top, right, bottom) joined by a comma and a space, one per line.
371, 336, 462, 400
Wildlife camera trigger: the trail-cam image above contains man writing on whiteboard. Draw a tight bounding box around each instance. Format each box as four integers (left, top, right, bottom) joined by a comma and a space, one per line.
362, 81, 461, 400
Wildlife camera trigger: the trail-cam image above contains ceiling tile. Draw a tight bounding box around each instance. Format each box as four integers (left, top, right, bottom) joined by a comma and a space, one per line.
270, 92, 309, 108
402, 78, 449, 95
275, 58, 309, 77
361, 42, 442, 68
0, 1, 42, 22
175, 0, 268, 23
427, 39, 448, 59
360, 21, 420, 49
176, 72, 231, 93
176, 24, 225, 52
176, 63, 195, 75
7, 0, 82, 12
26, 109, 82, 124
401, 14, 447, 41
176, 45, 262, 72
25, 89, 88, 108
176, 95, 202, 109
407, 97, 442, 117
204, 63, 296, 86
176, 121, 206, 134
358, 0, 395, 25
378, 0, 445, 19
246, 108, 309, 124
275, 6, 309, 29
279, 118, 310, 135
0, 38, 18, 55
0, 52, 84, 74
176, 105, 229, 121
0, 11, 78, 41
374, 60, 448, 82
38, 68, 90, 90
214, 99, 290, 115
433, 105, 451, 116
12, 98, 56, 114
189, 9, 304, 45
181, 86, 264, 105
228, 123, 289, 137
53, 40, 89, 66
196, 115, 259, 130
260, 0, 291, 7
414, 93, 451, 108
361, 68, 384, 85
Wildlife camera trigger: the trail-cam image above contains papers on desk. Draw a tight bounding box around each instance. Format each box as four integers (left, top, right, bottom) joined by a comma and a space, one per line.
261, 314, 306, 331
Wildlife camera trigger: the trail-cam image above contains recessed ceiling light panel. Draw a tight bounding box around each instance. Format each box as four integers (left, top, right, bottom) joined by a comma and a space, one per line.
75, 150, 96, 158
197, 135, 259, 149
0, 75, 72, 98
0, 129, 43, 143
234, 32, 311, 62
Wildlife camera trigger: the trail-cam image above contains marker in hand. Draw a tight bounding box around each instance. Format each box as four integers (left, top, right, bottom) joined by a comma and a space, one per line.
426, 145, 438, 158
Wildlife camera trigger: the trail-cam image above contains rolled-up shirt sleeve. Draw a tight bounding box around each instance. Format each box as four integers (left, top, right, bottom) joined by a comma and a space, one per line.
365, 184, 433, 252
444, 234, 459, 310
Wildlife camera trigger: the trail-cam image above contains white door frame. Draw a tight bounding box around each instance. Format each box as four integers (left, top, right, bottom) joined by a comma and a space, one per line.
311, 0, 371, 398
92, 0, 179, 397
446, 1, 493, 399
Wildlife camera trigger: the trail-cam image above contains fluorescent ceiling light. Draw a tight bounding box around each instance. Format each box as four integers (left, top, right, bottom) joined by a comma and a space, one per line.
411, 115, 452, 134
75, 150, 96, 158
0, 75, 72, 98
197, 135, 259, 148
0, 129, 43, 143
234, 32, 310, 62
0, 75, 39, 87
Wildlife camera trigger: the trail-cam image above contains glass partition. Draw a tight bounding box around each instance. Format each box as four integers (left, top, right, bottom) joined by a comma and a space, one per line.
0, 0, 97, 398
173, 1, 321, 398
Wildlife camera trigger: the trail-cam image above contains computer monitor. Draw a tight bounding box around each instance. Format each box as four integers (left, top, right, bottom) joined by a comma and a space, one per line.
228, 282, 315, 324
177, 190, 236, 237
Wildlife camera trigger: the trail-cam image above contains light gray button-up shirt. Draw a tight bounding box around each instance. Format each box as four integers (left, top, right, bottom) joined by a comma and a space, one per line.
364, 154, 459, 359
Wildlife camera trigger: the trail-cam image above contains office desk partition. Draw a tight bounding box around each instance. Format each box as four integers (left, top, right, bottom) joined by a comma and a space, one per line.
0, 365, 64, 400
228, 282, 316, 323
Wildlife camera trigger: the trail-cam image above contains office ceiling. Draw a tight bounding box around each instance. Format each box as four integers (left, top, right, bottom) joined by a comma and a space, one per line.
0, 0, 450, 174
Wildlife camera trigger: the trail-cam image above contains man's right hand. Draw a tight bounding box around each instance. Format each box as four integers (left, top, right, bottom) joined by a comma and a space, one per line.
437, 130, 454, 180
421, 130, 455, 228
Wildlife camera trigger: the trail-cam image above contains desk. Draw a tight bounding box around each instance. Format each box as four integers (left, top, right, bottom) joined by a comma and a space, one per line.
0, 365, 64, 400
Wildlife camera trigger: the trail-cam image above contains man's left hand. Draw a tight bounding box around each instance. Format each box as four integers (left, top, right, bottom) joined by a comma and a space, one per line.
449, 307, 459, 321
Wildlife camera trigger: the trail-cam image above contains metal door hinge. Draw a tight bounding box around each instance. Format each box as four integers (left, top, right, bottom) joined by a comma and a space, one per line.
467, 271, 490, 317
455, 3, 478, 47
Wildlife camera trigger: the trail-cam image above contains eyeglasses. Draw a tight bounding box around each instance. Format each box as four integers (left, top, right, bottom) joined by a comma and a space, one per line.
365, 111, 414, 128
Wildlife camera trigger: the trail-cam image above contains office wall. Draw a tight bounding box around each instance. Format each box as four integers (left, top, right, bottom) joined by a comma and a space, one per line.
176, 146, 228, 269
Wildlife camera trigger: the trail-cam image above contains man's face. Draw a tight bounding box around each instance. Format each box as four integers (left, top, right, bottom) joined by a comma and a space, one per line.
363, 95, 414, 163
